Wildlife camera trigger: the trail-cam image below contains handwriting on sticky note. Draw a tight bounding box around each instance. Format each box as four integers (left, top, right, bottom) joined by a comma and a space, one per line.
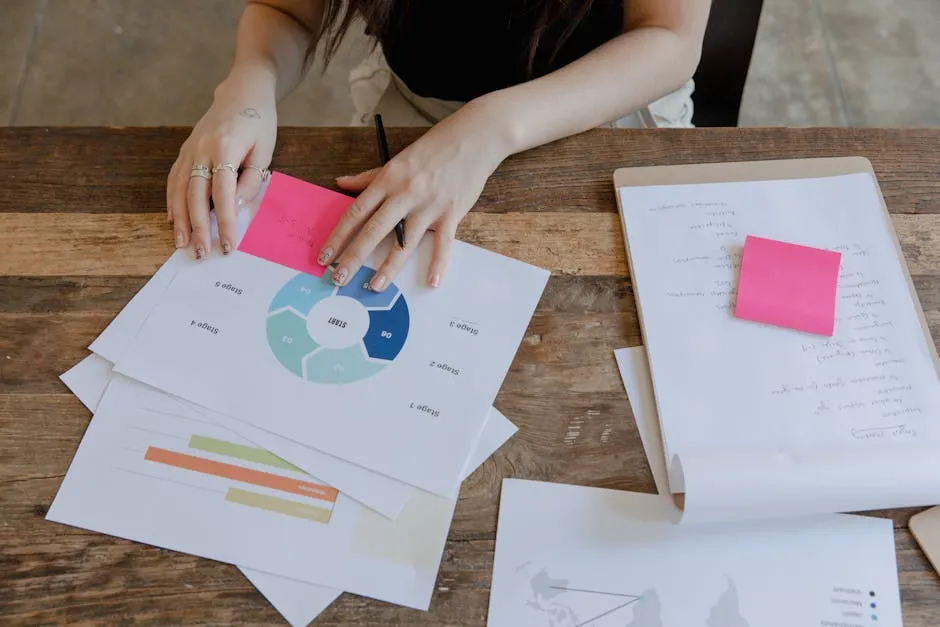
734, 235, 842, 335
237, 172, 353, 277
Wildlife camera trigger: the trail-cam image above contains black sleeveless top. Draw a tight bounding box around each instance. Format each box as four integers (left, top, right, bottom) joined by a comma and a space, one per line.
376, 1, 625, 102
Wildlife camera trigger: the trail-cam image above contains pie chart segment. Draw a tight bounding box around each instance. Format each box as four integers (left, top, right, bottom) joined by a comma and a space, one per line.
268, 272, 336, 315
363, 295, 409, 361
303, 344, 387, 384
266, 309, 320, 377
336, 266, 400, 309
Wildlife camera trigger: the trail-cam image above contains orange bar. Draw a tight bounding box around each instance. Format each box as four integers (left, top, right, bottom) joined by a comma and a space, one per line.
144, 446, 338, 503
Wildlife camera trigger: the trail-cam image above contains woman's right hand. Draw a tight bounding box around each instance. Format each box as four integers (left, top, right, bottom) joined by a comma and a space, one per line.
167, 68, 278, 259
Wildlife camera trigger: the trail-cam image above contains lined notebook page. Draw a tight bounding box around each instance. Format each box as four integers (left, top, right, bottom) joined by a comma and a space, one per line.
618, 173, 940, 485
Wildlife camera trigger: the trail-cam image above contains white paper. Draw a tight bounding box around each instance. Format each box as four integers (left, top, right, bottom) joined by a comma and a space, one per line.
49, 372, 517, 612
234, 571, 340, 627
614, 346, 669, 495
90, 247, 412, 519
115, 240, 548, 495
113, 237, 546, 497
617, 172, 940, 520
60, 353, 113, 411
487, 479, 902, 627
60, 354, 339, 626
59, 355, 515, 625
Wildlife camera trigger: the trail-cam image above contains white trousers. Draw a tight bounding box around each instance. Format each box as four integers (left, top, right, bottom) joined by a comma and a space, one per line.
347, 46, 696, 129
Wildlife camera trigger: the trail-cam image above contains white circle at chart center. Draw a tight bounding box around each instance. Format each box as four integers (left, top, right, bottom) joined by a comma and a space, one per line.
306, 296, 370, 349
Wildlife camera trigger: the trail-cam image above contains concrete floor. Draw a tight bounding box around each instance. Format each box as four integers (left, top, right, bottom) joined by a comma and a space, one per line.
1, 0, 938, 128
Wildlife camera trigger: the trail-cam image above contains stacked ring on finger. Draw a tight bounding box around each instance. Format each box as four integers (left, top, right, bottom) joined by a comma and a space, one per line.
212, 162, 238, 176
190, 163, 212, 180
244, 164, 270, 181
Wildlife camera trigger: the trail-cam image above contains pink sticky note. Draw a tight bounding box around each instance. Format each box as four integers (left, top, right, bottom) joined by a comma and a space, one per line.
734, 235, 842, 336
238, 171, 353, 277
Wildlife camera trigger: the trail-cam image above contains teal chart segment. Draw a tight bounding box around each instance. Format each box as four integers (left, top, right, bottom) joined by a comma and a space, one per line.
265, 267, 409, 384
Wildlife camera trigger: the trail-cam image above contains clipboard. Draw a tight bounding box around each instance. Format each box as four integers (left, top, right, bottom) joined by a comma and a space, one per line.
611, 156, 940, 517
612, 155, 940, 379
911, 506, 940, 575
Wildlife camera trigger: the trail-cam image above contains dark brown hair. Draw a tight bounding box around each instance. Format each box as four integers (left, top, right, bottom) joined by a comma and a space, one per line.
312, 0, 598, 77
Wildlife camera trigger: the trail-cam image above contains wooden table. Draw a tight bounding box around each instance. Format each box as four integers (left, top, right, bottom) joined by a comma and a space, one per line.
2, 127, 939, 625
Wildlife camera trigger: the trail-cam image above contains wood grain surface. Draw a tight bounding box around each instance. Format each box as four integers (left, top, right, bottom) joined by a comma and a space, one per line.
1, 127, 939, 625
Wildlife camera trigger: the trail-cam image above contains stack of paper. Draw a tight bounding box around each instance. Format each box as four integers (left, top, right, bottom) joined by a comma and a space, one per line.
484, 167, 923, 626
50, 171, 549, 625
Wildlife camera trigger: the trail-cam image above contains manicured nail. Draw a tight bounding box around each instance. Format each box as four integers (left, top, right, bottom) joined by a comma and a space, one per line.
335, 175, 350, 181
429, 273, 441, 288
370, 274, 387, 291
332, 267, 349, 286
222, 241, 232, 255
318, 247, 334, 265
194, 246, 206, 260
175, 232, 186, 248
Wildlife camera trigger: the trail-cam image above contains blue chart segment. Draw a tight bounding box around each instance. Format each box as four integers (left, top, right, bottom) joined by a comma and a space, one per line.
265, 267, 410, 384
336, 266, 399, 308
364, 296, 409, 361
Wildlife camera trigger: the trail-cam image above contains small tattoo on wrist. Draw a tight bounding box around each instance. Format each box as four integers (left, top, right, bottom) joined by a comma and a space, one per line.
239, 107, 261, 119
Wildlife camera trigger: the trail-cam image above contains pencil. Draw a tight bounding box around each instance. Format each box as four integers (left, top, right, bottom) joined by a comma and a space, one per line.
374, 114, 406, 249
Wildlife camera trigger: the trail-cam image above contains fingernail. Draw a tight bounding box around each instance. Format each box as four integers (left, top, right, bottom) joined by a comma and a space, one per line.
318, 247, 334, 265
194, 246, 206, 260
332, 267, 349, 286
335, 175, 350, 181
429, 273, 441, 288
175, 232, 186, 248
370, 274, 387, 291
222, 241, 232, 255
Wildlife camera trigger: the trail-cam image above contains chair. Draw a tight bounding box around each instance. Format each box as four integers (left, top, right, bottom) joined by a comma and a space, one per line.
691, 0, 764, 127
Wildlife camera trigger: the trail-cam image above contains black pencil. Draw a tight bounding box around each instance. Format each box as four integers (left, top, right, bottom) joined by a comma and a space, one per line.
374, 114, 406, 249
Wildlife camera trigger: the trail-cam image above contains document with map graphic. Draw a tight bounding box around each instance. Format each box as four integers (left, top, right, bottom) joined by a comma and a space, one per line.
487, 479, 902, 627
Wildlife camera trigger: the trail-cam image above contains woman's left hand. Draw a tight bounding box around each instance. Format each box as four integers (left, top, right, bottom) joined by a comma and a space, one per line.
316, 102, 509, 291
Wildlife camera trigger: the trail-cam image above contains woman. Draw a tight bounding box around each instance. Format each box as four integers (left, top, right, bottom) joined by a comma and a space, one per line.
168, 0, 709, 290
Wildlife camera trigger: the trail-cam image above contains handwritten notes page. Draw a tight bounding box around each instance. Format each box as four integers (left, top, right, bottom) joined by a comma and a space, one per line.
487, 479, 902, 627
617, 172, 940, 522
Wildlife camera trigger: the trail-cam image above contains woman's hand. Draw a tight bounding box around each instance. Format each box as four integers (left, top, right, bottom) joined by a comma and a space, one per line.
317, 100, 511, 291
168, 67, 278, 258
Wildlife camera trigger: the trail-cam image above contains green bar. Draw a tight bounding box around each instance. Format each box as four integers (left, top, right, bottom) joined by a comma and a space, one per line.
225, 488, 332, 523
188, 435, 303, 473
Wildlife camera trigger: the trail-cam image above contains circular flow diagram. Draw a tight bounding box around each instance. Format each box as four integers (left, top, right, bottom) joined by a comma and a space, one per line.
265, 266, 410, 384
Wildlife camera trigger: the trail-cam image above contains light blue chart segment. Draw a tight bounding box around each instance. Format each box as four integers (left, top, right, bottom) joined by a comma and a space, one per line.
336, 266, 399, 309
363, 295, 409, 361
268, 272, 336, 315
303, 345, 387, 384
266, 310, 320, 377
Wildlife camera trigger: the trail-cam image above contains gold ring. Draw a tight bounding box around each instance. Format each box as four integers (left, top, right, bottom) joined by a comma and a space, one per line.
212, 163, 238, 176
245, 165, 270, 181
